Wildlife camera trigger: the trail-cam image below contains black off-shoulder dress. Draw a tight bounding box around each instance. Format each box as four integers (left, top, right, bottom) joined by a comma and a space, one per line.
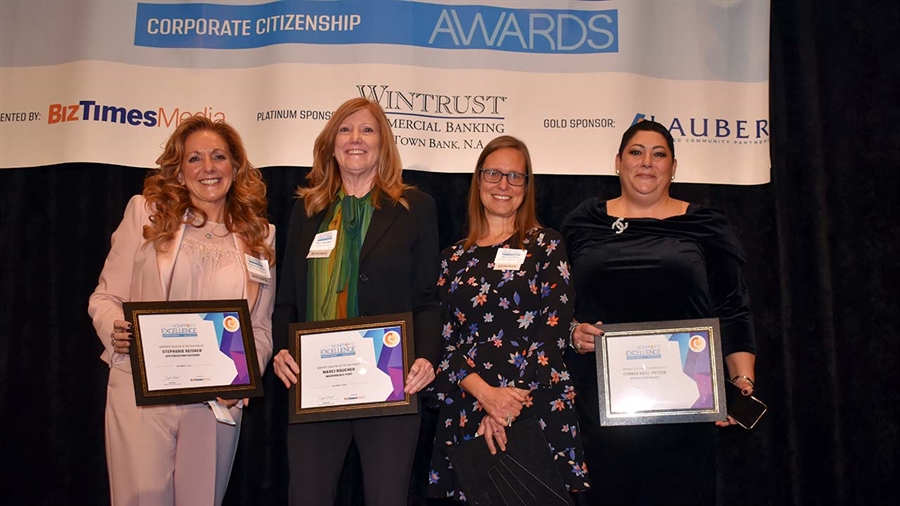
561, 199, 756, 506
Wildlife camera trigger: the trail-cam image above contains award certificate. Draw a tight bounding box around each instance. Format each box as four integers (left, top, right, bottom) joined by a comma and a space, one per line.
596, 318, 726, 426
288, 313, 417, 423
123, 300, 263, 406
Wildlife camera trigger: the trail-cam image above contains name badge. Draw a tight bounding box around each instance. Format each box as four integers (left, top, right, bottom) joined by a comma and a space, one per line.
492, 248, 527, 271
307, 230, 338, 259
245, 254, 271, 285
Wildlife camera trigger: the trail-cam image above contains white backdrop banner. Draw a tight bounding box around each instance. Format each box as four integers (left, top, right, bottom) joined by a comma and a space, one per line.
0, 0, 770, 184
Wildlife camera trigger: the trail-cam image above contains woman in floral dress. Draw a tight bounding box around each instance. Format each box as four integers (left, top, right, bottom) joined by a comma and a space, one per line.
427, 136, 590, 502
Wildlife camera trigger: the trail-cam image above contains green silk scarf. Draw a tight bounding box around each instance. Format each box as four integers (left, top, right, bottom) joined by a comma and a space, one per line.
306, 190, 374, 322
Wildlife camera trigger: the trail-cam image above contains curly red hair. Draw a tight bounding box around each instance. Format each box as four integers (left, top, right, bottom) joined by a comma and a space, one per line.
142, 115, 274, 263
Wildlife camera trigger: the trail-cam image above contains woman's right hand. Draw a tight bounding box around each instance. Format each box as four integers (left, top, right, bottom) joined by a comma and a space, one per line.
273, 349, 299, 389
110, 319, 132, 355
479, 385, 530, 427
571, 321, 603, 354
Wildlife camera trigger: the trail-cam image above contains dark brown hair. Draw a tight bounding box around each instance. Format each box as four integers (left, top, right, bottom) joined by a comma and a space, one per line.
617, 120, 676, 158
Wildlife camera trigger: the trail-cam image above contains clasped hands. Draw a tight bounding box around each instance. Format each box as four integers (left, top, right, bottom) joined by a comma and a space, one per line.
474, 384, 531, 455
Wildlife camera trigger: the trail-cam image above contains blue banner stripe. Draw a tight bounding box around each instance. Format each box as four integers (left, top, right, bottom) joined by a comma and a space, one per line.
134, 1, 618, 54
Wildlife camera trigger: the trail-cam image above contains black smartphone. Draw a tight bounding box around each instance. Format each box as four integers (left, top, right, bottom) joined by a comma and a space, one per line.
725, 380, 767, 429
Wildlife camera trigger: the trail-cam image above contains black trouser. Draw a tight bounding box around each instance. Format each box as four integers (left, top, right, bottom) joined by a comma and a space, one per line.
287, 413, 420, 506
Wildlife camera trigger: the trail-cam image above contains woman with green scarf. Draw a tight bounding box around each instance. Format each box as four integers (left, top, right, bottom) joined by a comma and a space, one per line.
271, 97, 441, 506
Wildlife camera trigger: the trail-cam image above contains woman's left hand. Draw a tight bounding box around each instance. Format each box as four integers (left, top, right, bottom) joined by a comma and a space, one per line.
477, 415, 508, 455
715, 377, 754, 427
216, 397, 248, 409
404, 358, 436, 394
719, 354, 756, 427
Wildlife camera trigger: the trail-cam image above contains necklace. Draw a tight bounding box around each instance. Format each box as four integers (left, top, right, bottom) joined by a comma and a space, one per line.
205, 222, 228, 239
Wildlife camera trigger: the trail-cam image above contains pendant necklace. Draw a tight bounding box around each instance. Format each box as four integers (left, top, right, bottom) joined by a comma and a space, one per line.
205, 222, 227, 239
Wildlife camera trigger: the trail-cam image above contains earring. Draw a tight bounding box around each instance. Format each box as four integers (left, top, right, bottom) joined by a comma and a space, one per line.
615, 169, 620, 175
671, 175, 675, 181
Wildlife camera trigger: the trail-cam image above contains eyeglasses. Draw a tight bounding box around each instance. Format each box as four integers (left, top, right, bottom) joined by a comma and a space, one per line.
479, 169, 528, 187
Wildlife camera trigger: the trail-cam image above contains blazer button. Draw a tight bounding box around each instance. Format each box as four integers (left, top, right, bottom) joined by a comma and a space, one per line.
359, 273, 368, 282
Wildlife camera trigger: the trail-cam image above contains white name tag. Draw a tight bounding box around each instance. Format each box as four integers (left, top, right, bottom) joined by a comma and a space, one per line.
307, 230, 338, 259
245, 254, 271, 285
207, 399, 236, 426
492, 248, 527, 271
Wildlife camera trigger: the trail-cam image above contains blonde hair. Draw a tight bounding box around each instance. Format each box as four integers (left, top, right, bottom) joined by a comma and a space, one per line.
142, 115, 274, 263
297, 98, 411, 215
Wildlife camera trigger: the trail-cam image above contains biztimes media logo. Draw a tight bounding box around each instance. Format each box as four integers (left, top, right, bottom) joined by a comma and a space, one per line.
320, 342, 356, 359
160, 323, 199, 338
632, 113, 769, 145
47, 100, 226, 128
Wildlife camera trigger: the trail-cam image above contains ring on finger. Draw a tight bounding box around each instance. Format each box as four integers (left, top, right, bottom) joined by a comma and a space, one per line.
506, 414, 513, 427
111, 337, 118, 347
575, 341, 581, 350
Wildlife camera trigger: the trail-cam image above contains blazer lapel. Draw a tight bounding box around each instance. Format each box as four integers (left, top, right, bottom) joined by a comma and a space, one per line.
360, 200, 403, 262
233, 233, 250, 300
156, 224, 186, 301
301, 209, 329, 256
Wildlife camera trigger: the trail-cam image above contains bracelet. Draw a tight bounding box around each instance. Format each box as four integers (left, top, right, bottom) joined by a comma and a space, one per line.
731, 375, 755, 387
568, 321, 579, 349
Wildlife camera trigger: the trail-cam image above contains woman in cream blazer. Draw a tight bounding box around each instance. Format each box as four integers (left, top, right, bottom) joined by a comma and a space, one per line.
88, 116, 275, 506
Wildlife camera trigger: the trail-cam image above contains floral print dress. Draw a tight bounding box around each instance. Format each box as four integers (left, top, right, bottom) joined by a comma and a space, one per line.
427, 228, 590, 500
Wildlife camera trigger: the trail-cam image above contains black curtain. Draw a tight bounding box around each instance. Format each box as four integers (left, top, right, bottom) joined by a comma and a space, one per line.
1, 1, 898, 504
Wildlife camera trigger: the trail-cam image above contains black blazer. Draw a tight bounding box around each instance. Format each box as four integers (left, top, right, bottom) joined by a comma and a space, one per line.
273, 189, 442, 365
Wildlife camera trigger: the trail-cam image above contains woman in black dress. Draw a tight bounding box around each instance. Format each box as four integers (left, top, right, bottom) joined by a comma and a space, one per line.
427, 135, 590, 502
561, 120, 758, 505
